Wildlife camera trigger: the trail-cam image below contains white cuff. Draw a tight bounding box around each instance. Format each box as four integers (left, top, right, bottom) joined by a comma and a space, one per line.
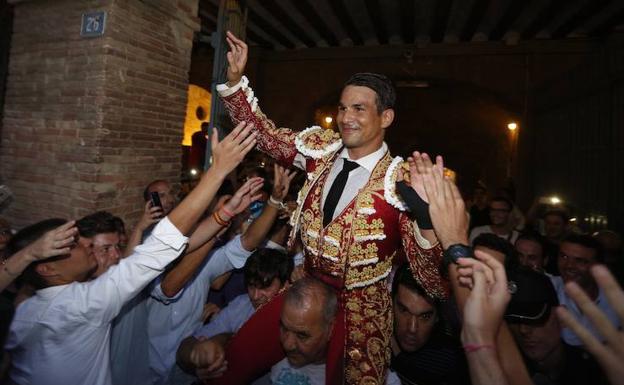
412, 220, 435, 250
151, 216, 189, 252
216, 76, 246, 97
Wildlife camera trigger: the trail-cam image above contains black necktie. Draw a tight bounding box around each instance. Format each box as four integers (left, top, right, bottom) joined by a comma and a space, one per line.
323, 159, 359, 227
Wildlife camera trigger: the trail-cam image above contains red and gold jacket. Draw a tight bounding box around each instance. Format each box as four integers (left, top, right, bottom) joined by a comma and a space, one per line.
218, 77, 449, 385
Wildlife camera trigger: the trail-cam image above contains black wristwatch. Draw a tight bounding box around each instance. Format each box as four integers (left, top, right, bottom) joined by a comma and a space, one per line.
443, 244, 473, 265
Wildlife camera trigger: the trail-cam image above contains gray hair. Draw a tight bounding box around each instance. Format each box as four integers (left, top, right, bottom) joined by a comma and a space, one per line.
284, 277, 337, 327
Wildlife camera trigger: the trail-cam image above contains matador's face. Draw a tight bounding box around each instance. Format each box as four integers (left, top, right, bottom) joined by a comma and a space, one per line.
337, 85, 393, 157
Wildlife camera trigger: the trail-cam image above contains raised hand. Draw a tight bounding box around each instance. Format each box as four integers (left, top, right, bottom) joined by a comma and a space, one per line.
271, 164, 297, 202
225, 31, 248, 85
222, 177, 265, 217
459, 250, 511, 345
556, 265, 624, 385
210, 122, 257, 178
25, 220, 78, 261
418, 158, 469, 249
136, 200, 163, 231
407, 151, 444, 204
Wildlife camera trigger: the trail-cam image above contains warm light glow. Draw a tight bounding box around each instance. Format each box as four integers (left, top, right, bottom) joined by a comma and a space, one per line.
507, 122, 518, 131
550, 196, 561, 204
183, 85, 212, 146
324, 116, 333, 124
570, 217, 577, 222
190, 169, 198, 176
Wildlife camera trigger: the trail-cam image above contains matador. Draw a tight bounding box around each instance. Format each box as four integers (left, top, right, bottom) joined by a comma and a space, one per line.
208, 32, 449, 385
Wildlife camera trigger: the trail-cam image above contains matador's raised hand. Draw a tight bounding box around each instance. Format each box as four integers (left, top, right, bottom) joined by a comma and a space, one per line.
225, 31, 248, 86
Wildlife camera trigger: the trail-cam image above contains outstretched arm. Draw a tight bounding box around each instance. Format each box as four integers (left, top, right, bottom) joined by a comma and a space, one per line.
218, 32, 302, 168
241, 164, 296, 251
160, 177, 265, 298
457, 251, 511, 385
168, 123, 256, 235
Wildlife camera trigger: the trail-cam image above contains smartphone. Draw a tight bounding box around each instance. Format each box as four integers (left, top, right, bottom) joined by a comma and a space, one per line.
150, 191, 163, 210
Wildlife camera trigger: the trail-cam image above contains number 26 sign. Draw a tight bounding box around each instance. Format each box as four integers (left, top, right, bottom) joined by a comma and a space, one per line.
80, 11, 107, 37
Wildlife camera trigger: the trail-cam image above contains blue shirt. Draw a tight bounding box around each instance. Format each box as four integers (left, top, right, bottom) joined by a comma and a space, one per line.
194, 294, 255, 339
146, 235, 252, 385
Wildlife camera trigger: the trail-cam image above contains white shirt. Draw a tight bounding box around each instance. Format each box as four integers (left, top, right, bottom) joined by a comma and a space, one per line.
321, 144, 388, 222
270, 359, 400, 385
270, 359, 325, 385
550, 275, 621, 346
5, 217, 188, 385
469, 225, 519, 245
168, 294, 258, 385
146, 235, 252, 385
110, 291, 150, 385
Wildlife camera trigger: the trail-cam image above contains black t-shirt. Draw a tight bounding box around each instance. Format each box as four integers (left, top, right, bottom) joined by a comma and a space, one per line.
391, 328, 469, 385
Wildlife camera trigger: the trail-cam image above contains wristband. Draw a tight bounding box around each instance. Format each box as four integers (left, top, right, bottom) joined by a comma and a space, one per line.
268, 196, 286, 210
463, 344, 495, 353
395, 182, 433, 229
220, 207, 234, 220
213, 211, 230, 227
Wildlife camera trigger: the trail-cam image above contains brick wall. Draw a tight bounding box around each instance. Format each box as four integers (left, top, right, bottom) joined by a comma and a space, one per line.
1, 0, 200, 229
0, 0, 12, 133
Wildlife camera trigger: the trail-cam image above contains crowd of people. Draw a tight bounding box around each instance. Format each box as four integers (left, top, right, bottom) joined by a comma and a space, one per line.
0, 31, 623, 385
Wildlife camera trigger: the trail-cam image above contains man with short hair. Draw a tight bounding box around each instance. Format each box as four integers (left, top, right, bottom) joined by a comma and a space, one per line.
3, 122, 257, 385
468, 183, 489, 230
506, 267, 606, 385
211, 31, 447, 385
77, 211, 123, 278
541, 210, 569, 274
550, 234, 620, 346
473, 233, 515, 265
271, 277, 337, 384
469, 196, 519, 245
144, 180, 176, 216
175, 248, 293, 383
390, 263, 466, 385
514, 232, 548, 273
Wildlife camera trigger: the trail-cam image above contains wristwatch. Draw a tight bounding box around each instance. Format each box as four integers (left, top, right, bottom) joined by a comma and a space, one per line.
443, 244, 473, 265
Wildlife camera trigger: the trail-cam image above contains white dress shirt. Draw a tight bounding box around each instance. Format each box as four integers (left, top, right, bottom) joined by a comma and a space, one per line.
5, 217, 188, 385
110, 291, 150, 385
321, 143, 388, 222
146, 235, 252, 385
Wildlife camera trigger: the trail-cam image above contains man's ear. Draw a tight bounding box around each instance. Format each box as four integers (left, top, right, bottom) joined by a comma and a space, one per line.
35, 262, 56, 278
381, 108, 395, 129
